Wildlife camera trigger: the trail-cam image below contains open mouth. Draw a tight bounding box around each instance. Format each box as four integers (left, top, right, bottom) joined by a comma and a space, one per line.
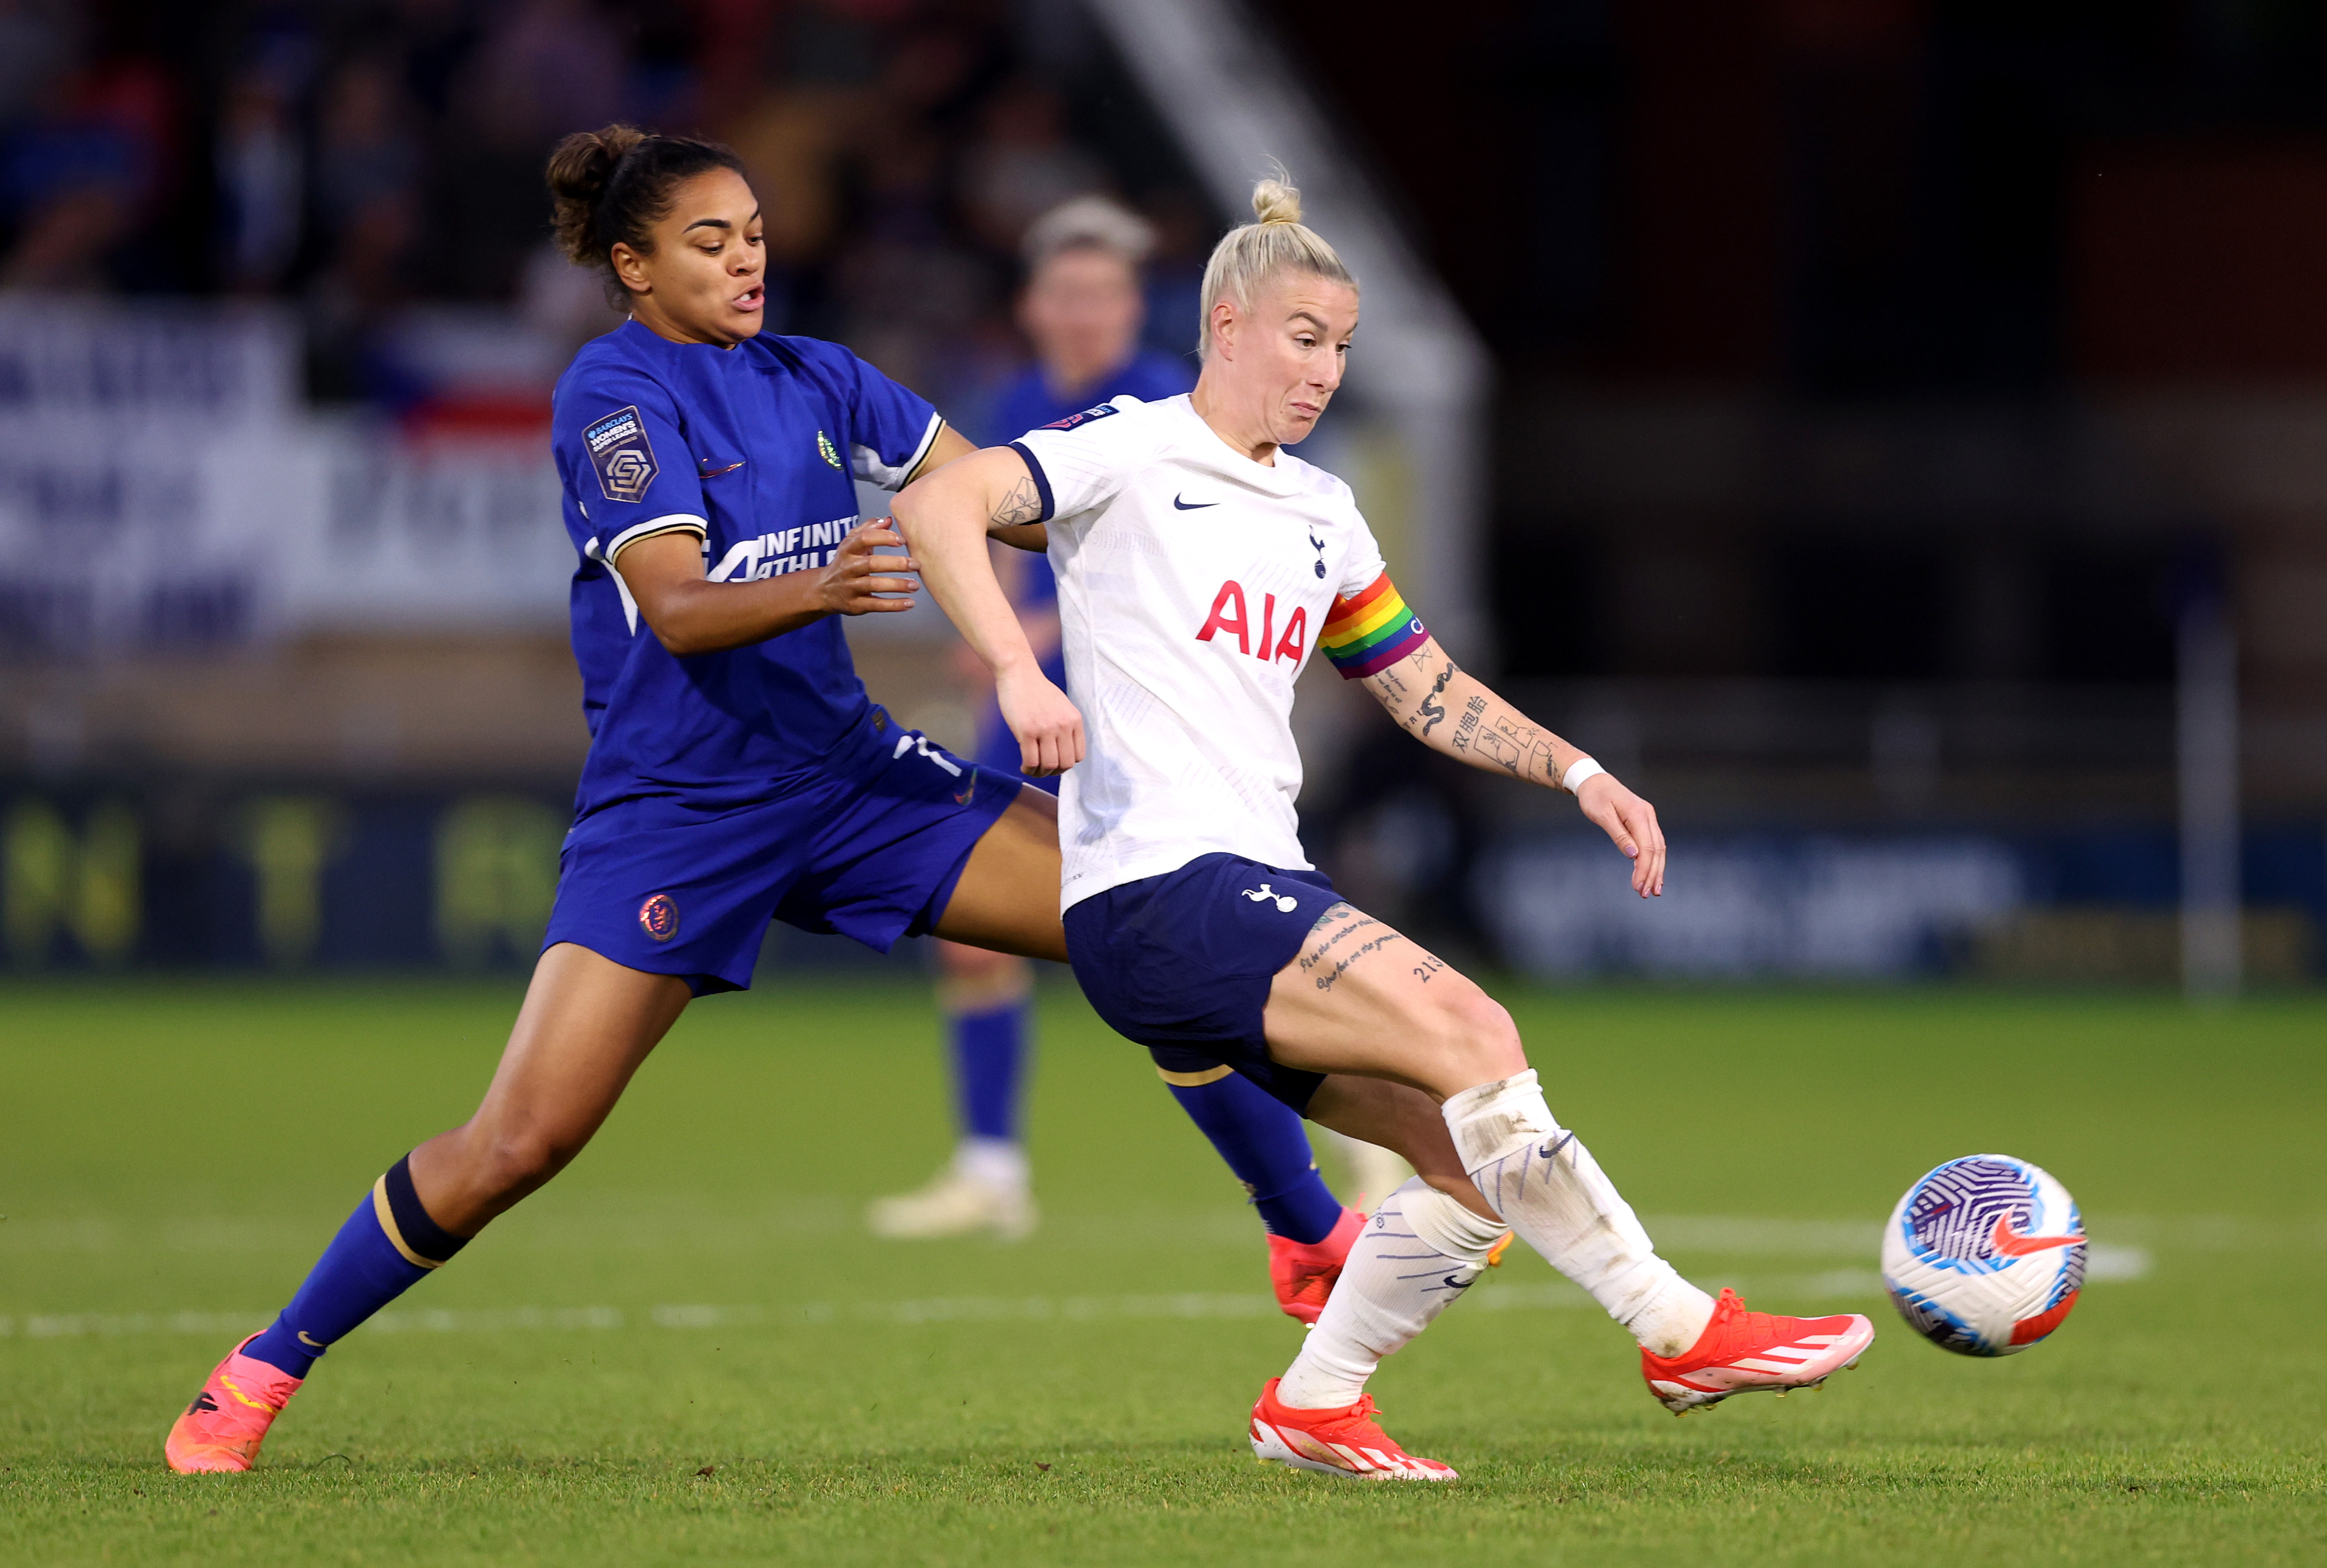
734, 285, 765, 310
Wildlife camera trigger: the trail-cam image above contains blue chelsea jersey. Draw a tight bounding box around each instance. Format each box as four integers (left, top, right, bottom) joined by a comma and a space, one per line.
550, 321, 943, 816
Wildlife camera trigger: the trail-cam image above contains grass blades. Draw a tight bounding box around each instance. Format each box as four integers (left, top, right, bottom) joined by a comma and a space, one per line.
2, 980, 2322, 1565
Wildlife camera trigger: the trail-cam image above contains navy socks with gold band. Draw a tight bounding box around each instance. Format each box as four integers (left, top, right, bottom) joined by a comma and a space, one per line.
1161, 1066, 1345, 1245
242, 1154, 470, 1379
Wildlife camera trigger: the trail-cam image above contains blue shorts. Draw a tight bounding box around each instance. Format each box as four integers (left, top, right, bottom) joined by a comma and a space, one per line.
1063, 852, 1339, 1112
547, 710, 1019, 994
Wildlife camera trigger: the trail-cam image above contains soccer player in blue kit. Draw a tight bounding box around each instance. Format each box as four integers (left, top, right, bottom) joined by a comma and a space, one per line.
870, 197, 1365, 1294
162, 127, 1354, 1473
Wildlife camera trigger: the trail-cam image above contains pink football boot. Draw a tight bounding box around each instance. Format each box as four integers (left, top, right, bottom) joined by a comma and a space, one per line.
165, 1334, 304, 1473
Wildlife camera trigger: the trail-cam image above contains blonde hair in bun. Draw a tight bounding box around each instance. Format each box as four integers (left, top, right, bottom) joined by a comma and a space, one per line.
1196, 166, 1356, 359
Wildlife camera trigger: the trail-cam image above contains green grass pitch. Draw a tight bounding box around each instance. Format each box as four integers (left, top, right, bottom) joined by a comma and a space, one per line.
2, 977, 2321, 1566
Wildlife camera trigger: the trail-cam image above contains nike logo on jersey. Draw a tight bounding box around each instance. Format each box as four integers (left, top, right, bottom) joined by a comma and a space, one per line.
1241, 884, 1300, 912
1173, 494, 1218, 509
1989, 1214, 2086, 1256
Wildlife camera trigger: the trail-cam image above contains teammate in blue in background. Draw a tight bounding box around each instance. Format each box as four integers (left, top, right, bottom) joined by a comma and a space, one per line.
163, 128, 1357, 1474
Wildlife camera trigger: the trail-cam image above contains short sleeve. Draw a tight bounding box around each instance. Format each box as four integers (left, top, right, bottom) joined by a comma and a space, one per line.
781, 337, 942, 489
1320, 512, 1430, 680
1336, 508, 1387, 598
1006, 397, 1155, 524
552, 369, 707, 563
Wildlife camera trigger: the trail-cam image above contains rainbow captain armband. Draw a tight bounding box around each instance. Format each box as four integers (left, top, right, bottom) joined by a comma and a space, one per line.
1321, 572, 1430, 678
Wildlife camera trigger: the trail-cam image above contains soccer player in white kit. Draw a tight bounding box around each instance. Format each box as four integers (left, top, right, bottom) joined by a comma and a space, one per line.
895, 175, 1875, 1481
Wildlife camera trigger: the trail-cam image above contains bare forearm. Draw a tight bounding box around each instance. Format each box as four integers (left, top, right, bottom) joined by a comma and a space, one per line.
894, 450, 1046, 676
634, 572, 830, 656
615, 522, 921, 656
1369, 642, 1589, 790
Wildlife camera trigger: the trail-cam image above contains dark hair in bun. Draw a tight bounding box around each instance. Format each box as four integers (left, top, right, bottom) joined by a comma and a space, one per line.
546, 125, 749, 299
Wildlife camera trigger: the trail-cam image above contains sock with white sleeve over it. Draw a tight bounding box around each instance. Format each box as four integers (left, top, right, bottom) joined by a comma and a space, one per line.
1440, 1070, 1714, 1358
1276, 1177, 1508, 1410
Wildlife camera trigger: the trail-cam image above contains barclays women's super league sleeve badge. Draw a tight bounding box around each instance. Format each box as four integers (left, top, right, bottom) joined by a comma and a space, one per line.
585, 406, 660, 503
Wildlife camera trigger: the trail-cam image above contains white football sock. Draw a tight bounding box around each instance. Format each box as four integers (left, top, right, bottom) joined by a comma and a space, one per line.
1276, 1178, 1508, 1410
953, 1137, 1028, 1191
1440, 1070, 1714, 1358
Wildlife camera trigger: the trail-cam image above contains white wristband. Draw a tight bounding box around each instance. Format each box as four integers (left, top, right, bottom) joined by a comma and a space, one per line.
1561, 758, 1606, 794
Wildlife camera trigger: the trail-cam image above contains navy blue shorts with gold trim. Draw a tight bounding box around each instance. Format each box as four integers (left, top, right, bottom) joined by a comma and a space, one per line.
546, 709, 1018, 994
1063, 852, 1338, 1113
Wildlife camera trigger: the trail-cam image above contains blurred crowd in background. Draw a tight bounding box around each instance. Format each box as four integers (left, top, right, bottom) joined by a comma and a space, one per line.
0, 0, 1204, 436
5, 0, 2327, 985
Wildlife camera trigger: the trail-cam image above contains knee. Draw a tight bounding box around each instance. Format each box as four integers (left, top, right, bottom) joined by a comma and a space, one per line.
1415, 984, 1524, 1080
469, 1126, 574, 1202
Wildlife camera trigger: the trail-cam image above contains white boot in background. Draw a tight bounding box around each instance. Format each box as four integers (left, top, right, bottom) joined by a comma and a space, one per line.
866, 1138, 1037, 1241
1318, 1127, 1413, 1208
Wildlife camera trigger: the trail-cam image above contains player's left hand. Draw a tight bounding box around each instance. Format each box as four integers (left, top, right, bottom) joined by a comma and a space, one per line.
1575, 772, 1665, 897
997, 666, 1085, 777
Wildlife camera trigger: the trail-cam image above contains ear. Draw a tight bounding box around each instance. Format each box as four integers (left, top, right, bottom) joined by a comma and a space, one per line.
1208, 297, 1239, 361
610, 242, 652, 297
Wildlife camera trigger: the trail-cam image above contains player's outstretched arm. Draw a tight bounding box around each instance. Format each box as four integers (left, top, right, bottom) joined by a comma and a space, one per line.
893, 446, 1085, 776
614, 520, 927, 656
1363, 637, 1666, 898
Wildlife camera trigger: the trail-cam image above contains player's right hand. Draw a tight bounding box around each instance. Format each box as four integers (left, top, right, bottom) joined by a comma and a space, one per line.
997, 667, 1085, 776
817, 520, 922, 615
1575, 771, 1667, 898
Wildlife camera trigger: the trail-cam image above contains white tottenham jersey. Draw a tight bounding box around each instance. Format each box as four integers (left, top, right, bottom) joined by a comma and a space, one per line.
1011, 394, 1391, 911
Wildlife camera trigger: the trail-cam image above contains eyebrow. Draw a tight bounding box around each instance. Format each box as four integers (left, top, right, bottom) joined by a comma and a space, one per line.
1288, 310, 1352, 337
683, 208, 762, 235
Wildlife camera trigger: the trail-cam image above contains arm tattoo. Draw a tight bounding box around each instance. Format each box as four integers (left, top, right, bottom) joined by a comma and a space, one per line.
1415, 661, 1455, 737
989, 477, 1043, 527
1295, 904, 1408, 992
1473, 713, 1544, 777
1452, 694, 1486, 751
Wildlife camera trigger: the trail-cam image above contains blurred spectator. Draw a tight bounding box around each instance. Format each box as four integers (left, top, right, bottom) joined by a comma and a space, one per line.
312, 60, 421, 311
215, 49, 308, 294
1, 48, 172, 293
444, 0, 628, 300
0, 0, 1203, 425
459, 0, 625, 148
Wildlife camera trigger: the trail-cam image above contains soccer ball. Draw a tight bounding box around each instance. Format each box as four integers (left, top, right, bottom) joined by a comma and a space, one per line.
1880, 1154, 2086, 1357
